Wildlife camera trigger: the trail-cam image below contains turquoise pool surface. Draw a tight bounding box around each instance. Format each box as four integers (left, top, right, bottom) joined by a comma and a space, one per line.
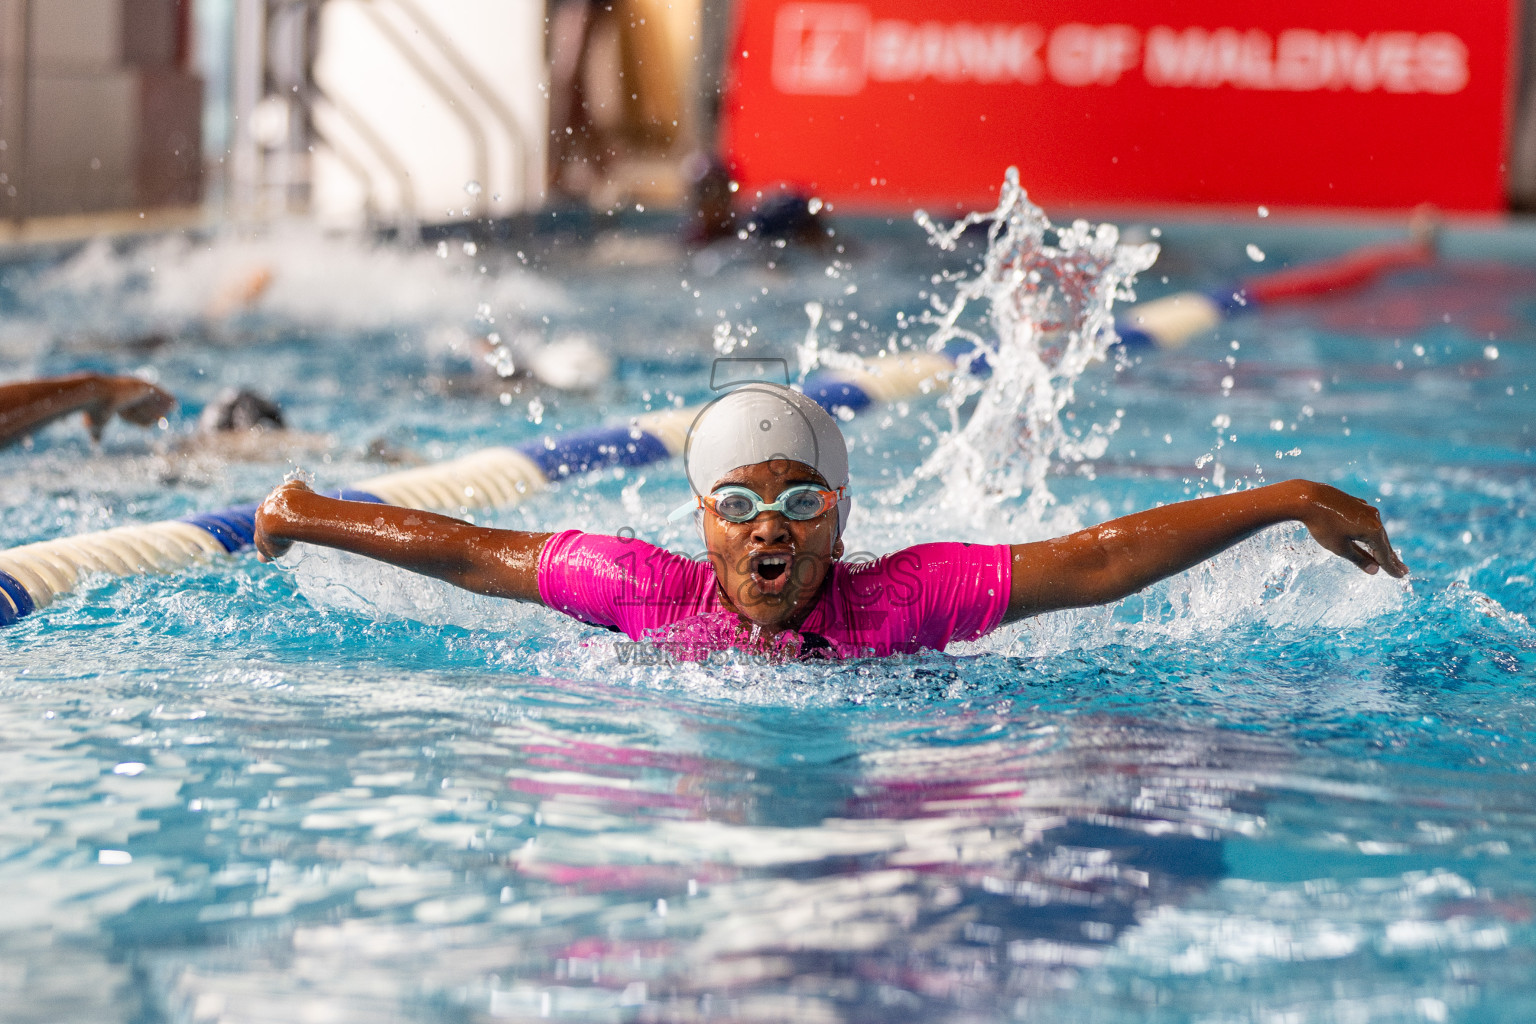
0, 201, 1533, 1023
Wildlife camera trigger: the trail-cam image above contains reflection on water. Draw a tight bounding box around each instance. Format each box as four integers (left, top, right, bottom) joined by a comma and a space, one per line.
74, 678, 1276, 1022
0, 652, 1517, 1023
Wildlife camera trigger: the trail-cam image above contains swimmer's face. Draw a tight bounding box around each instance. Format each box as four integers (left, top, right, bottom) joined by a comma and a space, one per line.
702, 459, 843, 631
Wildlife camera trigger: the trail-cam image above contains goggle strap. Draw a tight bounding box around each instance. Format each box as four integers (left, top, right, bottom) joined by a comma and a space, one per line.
667, 497, 703, 522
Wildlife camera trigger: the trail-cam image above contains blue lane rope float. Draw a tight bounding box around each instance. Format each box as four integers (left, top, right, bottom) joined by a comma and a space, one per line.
0, 351, 955, 625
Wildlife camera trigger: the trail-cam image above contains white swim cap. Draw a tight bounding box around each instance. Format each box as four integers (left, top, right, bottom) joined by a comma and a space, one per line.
683, 383, 851, 535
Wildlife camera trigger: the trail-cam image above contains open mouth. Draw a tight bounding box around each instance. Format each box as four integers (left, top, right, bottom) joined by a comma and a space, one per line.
751, 553, 792, 591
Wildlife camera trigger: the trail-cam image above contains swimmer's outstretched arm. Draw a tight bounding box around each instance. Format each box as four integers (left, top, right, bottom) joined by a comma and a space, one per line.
0, 373, 175, 448
1002, 479, 1407, 623
254, 480, 551, 602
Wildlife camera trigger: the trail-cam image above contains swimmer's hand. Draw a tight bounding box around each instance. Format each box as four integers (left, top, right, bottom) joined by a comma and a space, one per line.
253, 479, 314, 561
1294, 481, 1409, 578
1004, 478, 1408, 623
0, 372, 174, 449
84, 376, 176, 442
250, 480, 551, 601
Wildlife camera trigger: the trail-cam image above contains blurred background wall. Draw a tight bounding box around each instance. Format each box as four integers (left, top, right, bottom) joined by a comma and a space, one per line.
1, 0, 1535, 235
0, 0, 202, 223
721, 0, 1516, 213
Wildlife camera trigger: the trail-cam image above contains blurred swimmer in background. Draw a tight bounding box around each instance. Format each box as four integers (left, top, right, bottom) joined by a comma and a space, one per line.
681, 156, 840, 274
160, 388, 416, 476
0, 373, 175, 449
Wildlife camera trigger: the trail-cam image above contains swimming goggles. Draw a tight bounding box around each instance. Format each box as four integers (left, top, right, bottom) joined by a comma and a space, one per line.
668, 483, 843, 524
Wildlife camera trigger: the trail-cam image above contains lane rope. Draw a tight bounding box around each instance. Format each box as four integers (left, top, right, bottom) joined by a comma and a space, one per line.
1114, 235, 1432, 350
3, 232, 1427, 623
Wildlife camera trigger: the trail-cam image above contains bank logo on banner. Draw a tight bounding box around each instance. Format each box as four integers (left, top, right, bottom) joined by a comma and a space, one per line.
772, 4, 871, 94
771, 4, 1471, 97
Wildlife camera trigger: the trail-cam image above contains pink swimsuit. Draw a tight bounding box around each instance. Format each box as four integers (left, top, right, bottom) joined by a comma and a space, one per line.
537, 530, 1011, 659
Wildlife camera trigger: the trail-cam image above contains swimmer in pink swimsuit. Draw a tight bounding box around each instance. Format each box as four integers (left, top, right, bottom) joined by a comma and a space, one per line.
252, 383, 1407, 659
536, 530, 1009, 658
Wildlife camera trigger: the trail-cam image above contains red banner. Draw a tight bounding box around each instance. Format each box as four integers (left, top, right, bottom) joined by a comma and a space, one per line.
719, 1, 1516, 212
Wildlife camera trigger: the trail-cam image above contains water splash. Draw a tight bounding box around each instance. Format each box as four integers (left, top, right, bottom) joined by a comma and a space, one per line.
797, 301, 823, 379
21, 222, 552, 345
912, 167, 1158, 534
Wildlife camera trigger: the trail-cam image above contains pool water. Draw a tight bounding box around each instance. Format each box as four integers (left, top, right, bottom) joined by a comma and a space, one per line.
0, 192, 1533, 1023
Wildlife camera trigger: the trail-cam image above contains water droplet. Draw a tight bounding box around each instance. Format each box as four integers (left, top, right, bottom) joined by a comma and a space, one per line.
464, 180, 483, 196
1257, 205, 1269, 218
712, 322, 737, 355
1484, 345, 1499, 360
1245, 243, 1266, 262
